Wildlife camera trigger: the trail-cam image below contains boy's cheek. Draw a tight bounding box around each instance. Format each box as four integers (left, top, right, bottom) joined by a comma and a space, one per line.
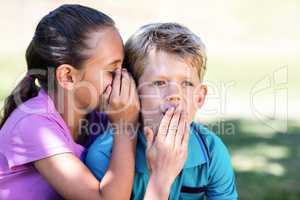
186, 98, 199, 122
140, 96, 162, 113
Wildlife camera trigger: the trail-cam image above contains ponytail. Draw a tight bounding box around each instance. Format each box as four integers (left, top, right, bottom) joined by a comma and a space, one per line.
0, 75, 39, 128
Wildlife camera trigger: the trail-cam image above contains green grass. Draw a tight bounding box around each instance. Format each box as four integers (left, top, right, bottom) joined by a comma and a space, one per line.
0, 54, 26, 101
207, 119, 300, 200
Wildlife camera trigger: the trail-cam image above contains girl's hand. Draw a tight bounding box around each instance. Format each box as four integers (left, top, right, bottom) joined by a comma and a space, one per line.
143, 107, 190, 199
102, 68, 140, 126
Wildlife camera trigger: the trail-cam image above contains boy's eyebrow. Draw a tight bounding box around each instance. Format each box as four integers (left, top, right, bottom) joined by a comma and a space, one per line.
178, 74, 193, 80
151, 74, 169, 80
153, 74, 193, 80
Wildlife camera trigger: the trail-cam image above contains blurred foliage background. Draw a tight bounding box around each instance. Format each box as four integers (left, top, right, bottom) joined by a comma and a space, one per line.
0, 0, 299, 199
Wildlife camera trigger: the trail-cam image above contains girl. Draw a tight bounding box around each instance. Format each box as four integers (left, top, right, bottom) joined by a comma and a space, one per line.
0, 4, 189, 200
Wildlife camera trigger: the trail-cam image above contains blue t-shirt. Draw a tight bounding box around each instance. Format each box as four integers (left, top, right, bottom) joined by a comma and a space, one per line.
85, 122, 238, 199
84, 128, 113, 180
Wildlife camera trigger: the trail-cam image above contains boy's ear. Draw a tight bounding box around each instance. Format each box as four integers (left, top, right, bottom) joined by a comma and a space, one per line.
196, 84, 207, 108
56, 64, 81, 90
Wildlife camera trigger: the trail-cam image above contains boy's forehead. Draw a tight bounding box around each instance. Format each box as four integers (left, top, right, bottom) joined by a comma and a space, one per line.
139, 50, 199, 81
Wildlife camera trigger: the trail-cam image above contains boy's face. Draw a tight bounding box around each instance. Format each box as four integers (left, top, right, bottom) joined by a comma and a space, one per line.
137, 50, 207, 133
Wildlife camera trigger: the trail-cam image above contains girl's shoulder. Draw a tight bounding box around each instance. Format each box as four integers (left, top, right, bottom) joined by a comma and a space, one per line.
0, 89, 67, 139
0, 90, 80, 168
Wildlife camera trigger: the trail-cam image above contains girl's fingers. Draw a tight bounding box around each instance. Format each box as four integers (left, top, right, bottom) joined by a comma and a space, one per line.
127, 74, 135, 107
101, 85, 112, 111
128, 75, 132, 99
110, 68, 122, 100
103, 85, 112, 101
120, 69, 131, 97
157, 107, 175, 141
165, 108, 181, 145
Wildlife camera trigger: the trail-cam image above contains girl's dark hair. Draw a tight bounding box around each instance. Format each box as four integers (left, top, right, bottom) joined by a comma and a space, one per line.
0, 4, 115, 128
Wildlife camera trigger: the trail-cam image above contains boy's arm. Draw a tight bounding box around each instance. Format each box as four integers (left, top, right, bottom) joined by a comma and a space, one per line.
206, 135, 238, 200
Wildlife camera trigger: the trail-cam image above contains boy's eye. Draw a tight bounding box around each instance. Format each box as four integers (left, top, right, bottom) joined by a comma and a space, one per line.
152, 80, 167, 87
182, 80, 194, 87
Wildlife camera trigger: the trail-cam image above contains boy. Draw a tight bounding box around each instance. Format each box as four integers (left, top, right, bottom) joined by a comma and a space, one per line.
85, 23, 238, 200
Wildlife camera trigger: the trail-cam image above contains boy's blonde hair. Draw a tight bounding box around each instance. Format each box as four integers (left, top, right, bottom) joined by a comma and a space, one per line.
124, 23, 207, 82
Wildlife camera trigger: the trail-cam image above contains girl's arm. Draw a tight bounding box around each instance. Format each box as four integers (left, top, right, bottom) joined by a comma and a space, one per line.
35, 69, 139, 200
34, 127, 135, 200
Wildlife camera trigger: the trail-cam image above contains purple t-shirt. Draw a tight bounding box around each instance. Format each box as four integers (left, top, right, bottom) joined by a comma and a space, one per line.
0, 89, 102, 200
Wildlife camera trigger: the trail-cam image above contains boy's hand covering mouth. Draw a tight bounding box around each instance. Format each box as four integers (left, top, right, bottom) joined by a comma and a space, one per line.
160, 103, 181, 115
144, 107, 189, 187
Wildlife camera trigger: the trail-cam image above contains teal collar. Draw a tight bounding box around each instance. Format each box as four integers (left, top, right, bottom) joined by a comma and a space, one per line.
135, 122, 209, 174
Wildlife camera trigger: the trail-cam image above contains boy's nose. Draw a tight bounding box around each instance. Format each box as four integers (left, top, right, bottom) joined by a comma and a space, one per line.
166, 94, 182, 105
161, 94, 183, 114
